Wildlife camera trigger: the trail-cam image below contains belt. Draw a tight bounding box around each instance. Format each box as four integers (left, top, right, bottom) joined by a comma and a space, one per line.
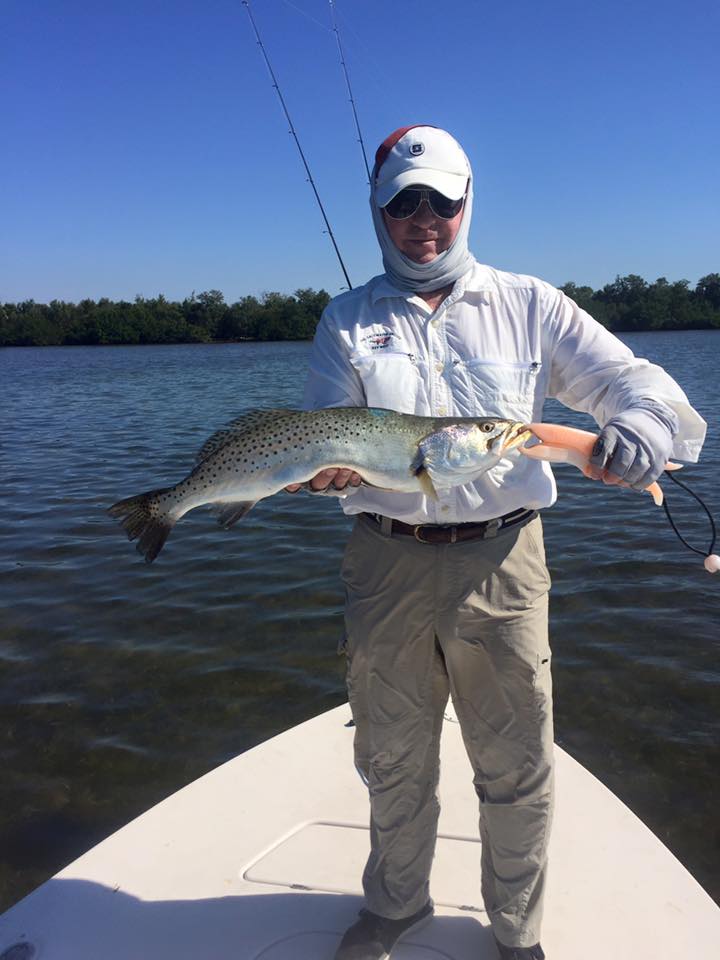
362, 508, 536, 544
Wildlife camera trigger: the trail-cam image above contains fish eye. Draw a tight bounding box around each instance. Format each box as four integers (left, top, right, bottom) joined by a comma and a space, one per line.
479, 423, 495, 433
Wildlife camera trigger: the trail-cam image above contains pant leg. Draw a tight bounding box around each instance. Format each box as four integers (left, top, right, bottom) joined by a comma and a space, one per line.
436, 516, 554, 948
341, 516, 449, 919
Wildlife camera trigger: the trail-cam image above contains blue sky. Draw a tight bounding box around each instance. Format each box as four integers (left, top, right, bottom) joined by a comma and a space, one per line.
2, 0, 718, 303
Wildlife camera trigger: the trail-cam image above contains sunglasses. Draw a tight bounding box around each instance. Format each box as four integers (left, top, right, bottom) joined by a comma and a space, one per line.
383, 187, 466, 221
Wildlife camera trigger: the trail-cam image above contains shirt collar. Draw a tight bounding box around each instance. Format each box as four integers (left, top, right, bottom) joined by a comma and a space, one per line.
369, 260, 491, 306
369, 275, 409, 304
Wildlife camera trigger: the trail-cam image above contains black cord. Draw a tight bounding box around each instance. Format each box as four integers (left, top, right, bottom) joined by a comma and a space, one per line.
661, 470, 717, 557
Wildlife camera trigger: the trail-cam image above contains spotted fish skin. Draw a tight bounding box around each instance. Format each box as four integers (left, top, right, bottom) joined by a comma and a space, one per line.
108, 407, 529, 563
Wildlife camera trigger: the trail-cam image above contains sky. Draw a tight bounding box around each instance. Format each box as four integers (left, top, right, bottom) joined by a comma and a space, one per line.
1, 0, 718, 304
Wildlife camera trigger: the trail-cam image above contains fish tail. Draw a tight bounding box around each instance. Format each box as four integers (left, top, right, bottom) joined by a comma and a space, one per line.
108, 487, 177, 563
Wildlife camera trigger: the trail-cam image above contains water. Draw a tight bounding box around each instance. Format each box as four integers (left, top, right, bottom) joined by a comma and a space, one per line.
1, 332, 718, 911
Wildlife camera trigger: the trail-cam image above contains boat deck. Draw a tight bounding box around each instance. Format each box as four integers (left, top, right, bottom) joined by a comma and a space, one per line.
1, 704, 718, 959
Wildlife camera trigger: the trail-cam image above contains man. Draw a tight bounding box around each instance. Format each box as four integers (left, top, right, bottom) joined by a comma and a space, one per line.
291, 126, 706, 960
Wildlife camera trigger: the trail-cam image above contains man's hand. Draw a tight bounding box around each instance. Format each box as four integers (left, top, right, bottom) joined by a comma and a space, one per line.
587, 401, 678, 490
285, 468, 363, 494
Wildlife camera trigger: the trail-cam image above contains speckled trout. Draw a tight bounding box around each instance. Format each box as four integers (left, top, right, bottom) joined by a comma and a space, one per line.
109, 407, 531, 563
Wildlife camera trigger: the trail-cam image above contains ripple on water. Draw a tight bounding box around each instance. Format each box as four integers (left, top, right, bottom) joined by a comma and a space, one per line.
0, 336, 719, 910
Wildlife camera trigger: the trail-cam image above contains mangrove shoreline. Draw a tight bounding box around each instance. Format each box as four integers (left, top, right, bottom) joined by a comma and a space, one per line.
2, 274, 719, 347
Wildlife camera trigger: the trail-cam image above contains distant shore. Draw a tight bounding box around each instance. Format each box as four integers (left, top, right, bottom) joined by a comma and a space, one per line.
2, 274, 718, 347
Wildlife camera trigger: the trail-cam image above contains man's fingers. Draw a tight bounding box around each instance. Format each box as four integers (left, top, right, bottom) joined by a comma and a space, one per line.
585, 463, 606, 481
311, 469, 340, 490
332, 470, 363, 488
315, 468, 363, 490
286, 469, 364, 493
331, 469, 354, 489
601, 471, 624, 486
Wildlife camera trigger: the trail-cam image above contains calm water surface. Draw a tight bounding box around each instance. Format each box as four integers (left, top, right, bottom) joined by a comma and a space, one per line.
1, 332, 718, 911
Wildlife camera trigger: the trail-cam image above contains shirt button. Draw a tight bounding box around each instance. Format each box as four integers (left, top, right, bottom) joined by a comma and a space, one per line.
438, 406, 447, 415
435, 362, 444, 373
441, 505, 450, 512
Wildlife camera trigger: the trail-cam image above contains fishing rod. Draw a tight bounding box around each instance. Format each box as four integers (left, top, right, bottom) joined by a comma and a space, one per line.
243, 4, 718, 573
328, 0, 371, 184
241, 0, 353, 289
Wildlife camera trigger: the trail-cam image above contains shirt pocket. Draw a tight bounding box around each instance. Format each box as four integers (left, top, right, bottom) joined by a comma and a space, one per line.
452, 359, 542, 421
349, 350, 430, 414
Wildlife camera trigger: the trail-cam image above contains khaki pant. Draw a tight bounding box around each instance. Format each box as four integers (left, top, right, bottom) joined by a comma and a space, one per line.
340, 513, 554, 948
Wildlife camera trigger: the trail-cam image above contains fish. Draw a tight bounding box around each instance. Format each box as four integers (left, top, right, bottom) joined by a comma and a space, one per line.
109, 407, 532, 563
520, 422, 682, 504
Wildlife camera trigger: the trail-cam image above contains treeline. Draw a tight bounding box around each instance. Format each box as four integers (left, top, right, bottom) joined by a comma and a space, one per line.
560, 273, 720, 332
0, 288, 331, 347
2, 274, 719, 347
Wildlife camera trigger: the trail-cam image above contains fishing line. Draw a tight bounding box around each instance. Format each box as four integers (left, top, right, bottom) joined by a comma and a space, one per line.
661, 470, 719, 572
281, 0, 333, 34
241, 0, 353, 289
324, 2, 394, 98
242, 6, 718, 574
329, 0, 371, 183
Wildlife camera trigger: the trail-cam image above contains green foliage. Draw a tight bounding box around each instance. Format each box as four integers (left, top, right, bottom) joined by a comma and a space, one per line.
2, 274, 718, 347
0, 288, 331, 347
559, 274, 720, 332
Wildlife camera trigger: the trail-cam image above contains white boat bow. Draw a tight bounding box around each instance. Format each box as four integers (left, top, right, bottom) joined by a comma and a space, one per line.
1, 704, 718, 959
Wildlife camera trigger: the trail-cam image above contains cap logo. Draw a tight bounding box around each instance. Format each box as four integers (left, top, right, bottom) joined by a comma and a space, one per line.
410, 142, 425, 156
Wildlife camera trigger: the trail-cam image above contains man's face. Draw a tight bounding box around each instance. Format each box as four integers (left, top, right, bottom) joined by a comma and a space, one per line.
382, 190, 464, 264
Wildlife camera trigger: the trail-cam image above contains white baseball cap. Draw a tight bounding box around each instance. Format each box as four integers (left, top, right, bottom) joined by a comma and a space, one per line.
373, 125, 470, 206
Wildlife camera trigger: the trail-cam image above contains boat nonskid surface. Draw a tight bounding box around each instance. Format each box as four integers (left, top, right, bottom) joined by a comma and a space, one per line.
1, 705, 718, 959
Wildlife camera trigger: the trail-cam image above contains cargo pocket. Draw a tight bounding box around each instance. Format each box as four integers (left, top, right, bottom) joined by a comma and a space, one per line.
349, 350, 430, 413
533, 649, 553, 727
451, 358, 542, 421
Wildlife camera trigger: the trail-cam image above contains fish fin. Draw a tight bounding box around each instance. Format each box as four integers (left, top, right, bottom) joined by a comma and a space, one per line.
194, 430, 232, 466
410, 446, 439, 500
415, 467, 438, 501
194, 409, 293, 466
213, 500, 257, 529
108, 488, 176, 563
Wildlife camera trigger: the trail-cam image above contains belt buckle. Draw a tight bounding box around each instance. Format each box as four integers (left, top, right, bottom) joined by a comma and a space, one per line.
483, 518, 501, 539
413, 524, 431, 544
413, 524, 458, 544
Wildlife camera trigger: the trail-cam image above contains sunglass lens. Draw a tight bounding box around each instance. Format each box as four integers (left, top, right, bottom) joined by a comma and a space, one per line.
383, 189, 465, 220
428, 191, 464, 218
384, 190, 423, 220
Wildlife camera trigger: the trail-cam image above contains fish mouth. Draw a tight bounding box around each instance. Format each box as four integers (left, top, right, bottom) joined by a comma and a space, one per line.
499, 423, 534, 455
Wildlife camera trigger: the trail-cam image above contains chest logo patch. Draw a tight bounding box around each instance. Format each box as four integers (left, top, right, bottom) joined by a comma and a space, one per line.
362, 331, 396, 350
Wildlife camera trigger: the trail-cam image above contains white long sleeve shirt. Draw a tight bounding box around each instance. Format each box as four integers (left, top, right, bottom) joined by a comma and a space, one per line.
302, 262, 706, 524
